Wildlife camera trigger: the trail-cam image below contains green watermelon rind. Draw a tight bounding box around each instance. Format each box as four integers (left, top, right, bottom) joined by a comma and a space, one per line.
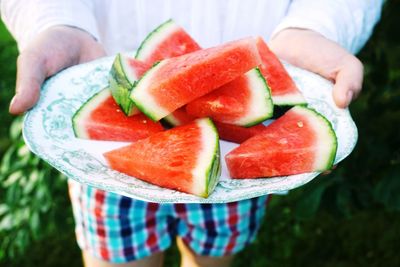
295, 106, 338, 171
203, 119, 221, 197
72, 87, 111, 139
162, 114, 181, 127
239, 68, 274, 127
272, 94, 307, 106
109, 53, 139, 116
135, 19, 175, 61
130, 61, 169, 121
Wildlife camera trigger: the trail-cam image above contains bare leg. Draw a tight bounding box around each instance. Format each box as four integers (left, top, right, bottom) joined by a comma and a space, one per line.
176, 237, 234, 267
82, 251, 164, 267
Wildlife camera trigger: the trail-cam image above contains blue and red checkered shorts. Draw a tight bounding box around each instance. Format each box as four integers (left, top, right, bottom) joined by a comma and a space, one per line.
68, 180, 269, 263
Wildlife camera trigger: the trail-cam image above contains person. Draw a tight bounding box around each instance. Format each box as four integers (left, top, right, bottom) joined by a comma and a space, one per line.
1, 1, 383, 266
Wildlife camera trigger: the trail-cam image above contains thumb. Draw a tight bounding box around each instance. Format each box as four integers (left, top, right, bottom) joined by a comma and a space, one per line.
9, 51, 47, 114
9, 26, 106, 115
332, 56, 363, 109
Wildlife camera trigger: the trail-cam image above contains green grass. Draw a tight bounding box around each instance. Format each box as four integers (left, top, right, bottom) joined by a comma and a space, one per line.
1, 1, 400, 266
0, 23, 17, 155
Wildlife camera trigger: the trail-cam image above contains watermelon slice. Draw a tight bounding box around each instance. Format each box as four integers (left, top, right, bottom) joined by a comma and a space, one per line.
213, 121, 267, 144
256, 37, 306, 106
130, 37, 262, 121
225, 106, 337, 178
133, 20, 201, 126
135, 19, 201, 65
109, 54, 151, 116
186, 67, 273, 126
104, 118, 221, 197
72, 88, 164, 142
135, 21, 272, 127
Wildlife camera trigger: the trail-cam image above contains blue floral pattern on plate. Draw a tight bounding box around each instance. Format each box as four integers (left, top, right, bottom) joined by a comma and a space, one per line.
23, 56, 358, 203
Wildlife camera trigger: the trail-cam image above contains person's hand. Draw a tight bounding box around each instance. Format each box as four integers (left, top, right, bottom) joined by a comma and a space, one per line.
269, 28, 363, 108
10, 26, 106, 114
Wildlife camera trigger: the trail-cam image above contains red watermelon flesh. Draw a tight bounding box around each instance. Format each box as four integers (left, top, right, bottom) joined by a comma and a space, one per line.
135, 19, 201, 65
127, 58, 151, 77
185, 68, 273, 126
162, 107, 266, 144
186, 75, 248, 121
213, 121, 267, 144
135, 22, 273, 127
104, 118, 221, 197
134, 20, 201, 127
72, 88, 164, 142
256, 37, 306, 106
225, 106, 337, 178
162, 106, 267, 144
130, 37, 262, 121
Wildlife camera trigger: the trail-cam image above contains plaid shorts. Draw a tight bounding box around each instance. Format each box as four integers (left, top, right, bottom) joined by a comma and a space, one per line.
68, 180, 269, 263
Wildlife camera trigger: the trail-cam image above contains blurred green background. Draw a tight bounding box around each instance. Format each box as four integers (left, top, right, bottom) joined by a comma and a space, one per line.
1, 2, 399, 266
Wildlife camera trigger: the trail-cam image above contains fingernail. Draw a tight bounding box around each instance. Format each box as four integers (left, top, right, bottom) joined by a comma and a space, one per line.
9, 95, 17, 109
9, 95, 20, 114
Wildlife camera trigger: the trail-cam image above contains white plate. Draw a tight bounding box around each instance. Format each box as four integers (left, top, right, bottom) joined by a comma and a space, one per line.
23, 56, 358, 203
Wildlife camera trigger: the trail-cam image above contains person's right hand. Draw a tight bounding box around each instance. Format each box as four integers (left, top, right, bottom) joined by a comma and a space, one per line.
10, 26, 106, 114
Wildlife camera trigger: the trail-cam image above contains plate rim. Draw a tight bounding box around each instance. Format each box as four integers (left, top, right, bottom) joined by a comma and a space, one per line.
22, 56, 358, 203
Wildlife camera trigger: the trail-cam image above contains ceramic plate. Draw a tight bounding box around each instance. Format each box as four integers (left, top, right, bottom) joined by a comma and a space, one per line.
23, 56, 358, 203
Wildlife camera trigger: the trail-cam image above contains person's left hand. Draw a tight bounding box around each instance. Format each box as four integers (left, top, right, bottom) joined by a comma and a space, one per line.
9, 26, 106, 115
269, 28, 364, 108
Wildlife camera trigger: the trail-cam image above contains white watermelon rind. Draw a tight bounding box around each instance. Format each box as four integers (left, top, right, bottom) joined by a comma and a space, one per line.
192, 118, 221, 197
267, 64, 307, 106
270, 60, 307, 106
272, 93, 307, 106
235, 68, 274, 127
130, 60, 170, 121
72, 87, 111, 139
163, 68, 274, 128
293, 106, 338, 171
109, 53, 140, 116
135, 19, 178, 62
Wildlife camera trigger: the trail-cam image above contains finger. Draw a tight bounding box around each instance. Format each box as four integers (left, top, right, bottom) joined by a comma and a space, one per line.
79, 44, 106, 63
10, 51, 47, 114
332, 56, 364, 108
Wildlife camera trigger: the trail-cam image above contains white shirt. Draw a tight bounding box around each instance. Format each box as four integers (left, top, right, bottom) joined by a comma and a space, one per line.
1, 0, 382, 55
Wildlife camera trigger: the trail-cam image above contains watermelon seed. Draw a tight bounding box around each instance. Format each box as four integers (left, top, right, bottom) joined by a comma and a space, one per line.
297, 121, 304, 127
